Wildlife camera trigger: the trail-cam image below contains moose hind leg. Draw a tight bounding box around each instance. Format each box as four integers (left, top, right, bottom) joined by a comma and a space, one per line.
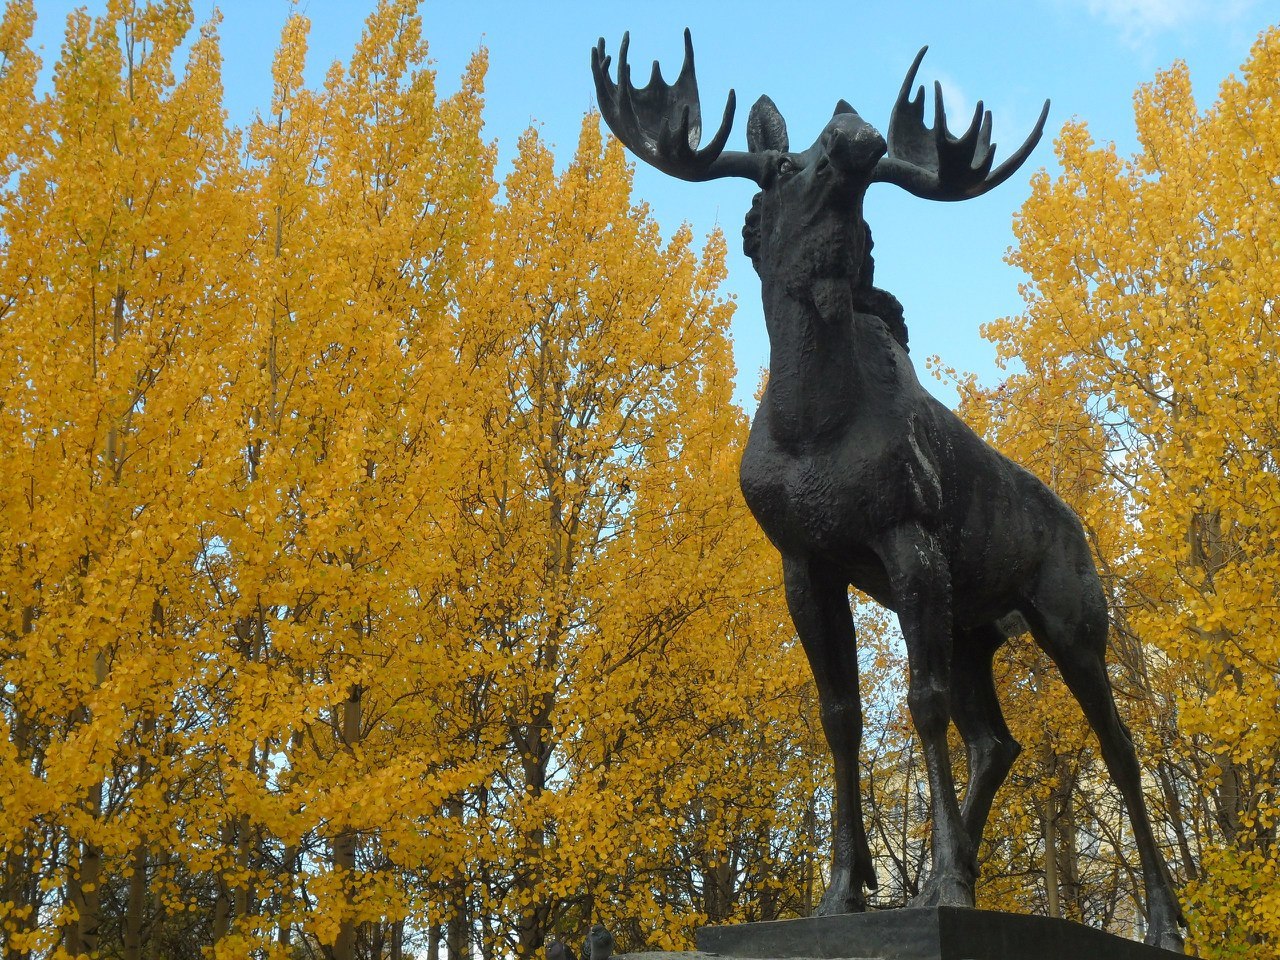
782, 555, 877, 915
1027, 585, 1185, 952
951, 625, 1020, 860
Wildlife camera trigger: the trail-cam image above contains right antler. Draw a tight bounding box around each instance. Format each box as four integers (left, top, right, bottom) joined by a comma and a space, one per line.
591, 29, 768, 184
873, 47, 1050, 201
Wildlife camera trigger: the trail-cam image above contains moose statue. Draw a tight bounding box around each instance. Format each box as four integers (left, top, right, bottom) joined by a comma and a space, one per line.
592, 31, 1185, 952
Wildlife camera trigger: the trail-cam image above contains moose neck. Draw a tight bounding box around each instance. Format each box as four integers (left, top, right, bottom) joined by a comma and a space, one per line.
757, 203, 896, 449
762, 292, 855, 446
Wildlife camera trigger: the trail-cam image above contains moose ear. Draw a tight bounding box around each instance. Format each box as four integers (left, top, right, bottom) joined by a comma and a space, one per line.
747, 95, 788, 153
833, 99, 857, 117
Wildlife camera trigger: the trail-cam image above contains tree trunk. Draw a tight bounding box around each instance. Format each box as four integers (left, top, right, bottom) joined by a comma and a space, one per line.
69, 808, 103, 953
215, 618, 265, 947
446, 794, 470, 960
212, 818, 235, 941
331, 683, 363, 960
5, 659, 35, 960
233, 809, 255, 920
1055, 774, 1081, 922
122, 842, 149, 960
709, 854, 735, 922
277, 837, 299, 950
4, 837, 31, 960
123, 708, 158, 960
150, 847, 175, 960
801, 796, 816, 916
277, 726, 306, 949
66, 650, 108, 956
1043, 793, 1060, 919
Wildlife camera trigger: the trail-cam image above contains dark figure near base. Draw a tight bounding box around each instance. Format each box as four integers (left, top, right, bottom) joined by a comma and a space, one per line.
547, 941, 578, 960
592, 30, 1186, 953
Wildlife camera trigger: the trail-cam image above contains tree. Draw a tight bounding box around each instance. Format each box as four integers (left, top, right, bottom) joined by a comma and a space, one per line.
0, 2, 249, 955
426, 119, 821, 958
984, 26, 1280, 955
0, 3, 821, 958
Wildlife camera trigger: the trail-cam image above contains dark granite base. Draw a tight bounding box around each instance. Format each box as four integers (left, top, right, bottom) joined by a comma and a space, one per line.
696, 908, 1185, 960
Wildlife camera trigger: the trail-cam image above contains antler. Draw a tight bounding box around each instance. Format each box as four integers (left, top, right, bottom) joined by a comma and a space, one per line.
873, 47, 1050, 201
591, 29, 768, 184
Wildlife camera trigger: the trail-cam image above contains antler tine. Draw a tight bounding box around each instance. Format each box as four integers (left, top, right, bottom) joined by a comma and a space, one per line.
615, 33, 642, 144
591, 29, 765, 184
876, 46, 1049, 202
953, 97, 994, 171
983, 98, 1051, 191
976, 108, 994, 168
932, 80, 948, 148
933, 90, 996, 183
886, 47, 930, 168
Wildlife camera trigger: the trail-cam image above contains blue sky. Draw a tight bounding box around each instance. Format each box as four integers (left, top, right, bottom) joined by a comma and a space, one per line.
25, 0, 1279, 408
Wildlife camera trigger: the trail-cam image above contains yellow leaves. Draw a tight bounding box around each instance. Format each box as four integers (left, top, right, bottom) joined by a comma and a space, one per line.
0, 2, 822, 955
453, 139, 809, 922
270, 10, 310, 114
987, 23, 1280, 957
0, 1, 39, 180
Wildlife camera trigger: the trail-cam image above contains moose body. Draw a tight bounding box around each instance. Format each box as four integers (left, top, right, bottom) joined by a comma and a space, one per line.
740, 339, 1081, 625
593, 32, 1185, 951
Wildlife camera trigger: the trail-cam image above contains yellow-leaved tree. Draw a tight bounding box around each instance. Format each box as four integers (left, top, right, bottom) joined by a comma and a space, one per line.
979, 25, 1280, 957
0, 2, 251, 955
420, 117, 824, 958
0, 3, 825, 958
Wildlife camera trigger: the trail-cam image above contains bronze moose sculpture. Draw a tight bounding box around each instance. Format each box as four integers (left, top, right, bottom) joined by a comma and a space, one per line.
592, 31, 1185, 951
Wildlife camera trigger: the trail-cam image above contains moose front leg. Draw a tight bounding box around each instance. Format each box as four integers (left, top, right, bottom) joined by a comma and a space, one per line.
880, 526, 975, 909
781, 555, 878, 914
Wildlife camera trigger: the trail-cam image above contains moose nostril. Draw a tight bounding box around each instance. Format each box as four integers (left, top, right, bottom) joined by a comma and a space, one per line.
823, 131, 849, 159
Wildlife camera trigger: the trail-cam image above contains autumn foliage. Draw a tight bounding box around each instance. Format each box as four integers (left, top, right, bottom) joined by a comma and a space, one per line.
4, 1, 1280, 959
946, 24, 1280, 958
0, 2, 829, 957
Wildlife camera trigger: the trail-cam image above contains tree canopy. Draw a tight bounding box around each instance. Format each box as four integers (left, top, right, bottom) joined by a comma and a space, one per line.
960, 24, 1280, 957
0, 2, 822, 957
3, 2, 1280, 960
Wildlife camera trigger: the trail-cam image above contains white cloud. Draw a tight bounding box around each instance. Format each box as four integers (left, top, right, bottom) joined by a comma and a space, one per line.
1080, 0, 1258, 44
1086, 0, 1198, 32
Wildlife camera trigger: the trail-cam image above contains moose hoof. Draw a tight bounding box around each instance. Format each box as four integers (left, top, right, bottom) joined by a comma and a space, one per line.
1143, 891, 1186, 952
815, 872, 866, 915
1144, 928, 1185, 954
909, 872, 974, 910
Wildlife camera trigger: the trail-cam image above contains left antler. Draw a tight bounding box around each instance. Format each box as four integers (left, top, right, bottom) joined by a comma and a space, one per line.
591, 29, 769, 184
873, 47, 1050, 201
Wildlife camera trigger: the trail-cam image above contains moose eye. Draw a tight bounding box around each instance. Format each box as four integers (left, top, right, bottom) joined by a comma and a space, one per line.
776, 155, 798, 176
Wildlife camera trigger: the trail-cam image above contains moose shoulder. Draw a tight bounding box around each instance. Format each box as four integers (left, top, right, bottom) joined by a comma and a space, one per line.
591, 30, 1185, 953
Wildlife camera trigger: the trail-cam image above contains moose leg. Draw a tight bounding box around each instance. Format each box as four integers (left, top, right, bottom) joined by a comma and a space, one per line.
781, 555, 877, 915
951, 625, 1020, 857
1027, 582, 1185, 952
880, 527, 974, 909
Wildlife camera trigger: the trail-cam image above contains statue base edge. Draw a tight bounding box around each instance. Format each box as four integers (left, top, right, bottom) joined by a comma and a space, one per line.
694, 907, 1186, 960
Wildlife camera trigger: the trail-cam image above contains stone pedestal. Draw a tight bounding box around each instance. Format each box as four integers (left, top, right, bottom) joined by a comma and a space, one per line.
695, 908, 1185, 960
